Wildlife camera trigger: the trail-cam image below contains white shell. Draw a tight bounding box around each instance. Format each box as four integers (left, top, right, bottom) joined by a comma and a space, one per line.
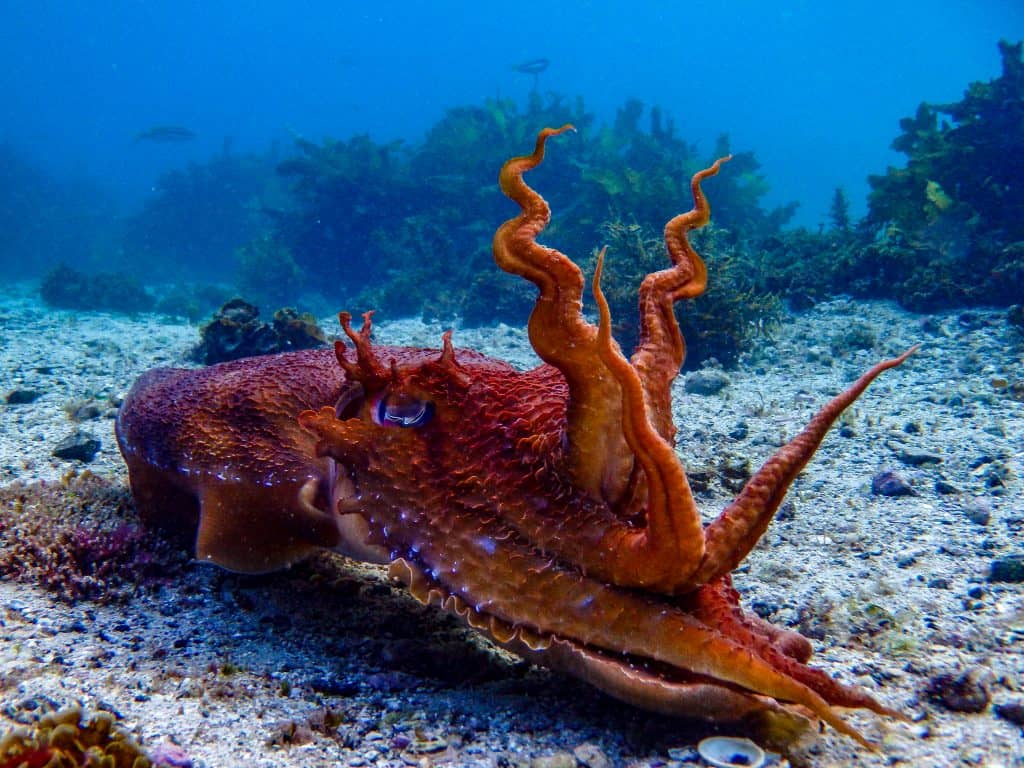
697, 736, 766, 768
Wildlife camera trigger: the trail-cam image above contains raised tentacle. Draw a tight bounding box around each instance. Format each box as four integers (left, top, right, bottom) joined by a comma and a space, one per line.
335, 310, 390, 391
631, 156, 731, 443
493, 125, 634, 503
687, 346, 920, 588
590, 251, 705, 591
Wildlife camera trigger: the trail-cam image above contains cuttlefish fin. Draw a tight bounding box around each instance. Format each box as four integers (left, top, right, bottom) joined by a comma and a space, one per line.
194, 478, 341, 573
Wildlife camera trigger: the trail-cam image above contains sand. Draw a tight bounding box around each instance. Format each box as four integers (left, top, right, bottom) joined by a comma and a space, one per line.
1, 280, 1022, 767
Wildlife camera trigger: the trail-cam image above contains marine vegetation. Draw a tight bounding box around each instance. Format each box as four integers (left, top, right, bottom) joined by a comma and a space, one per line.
40, 262, 154, 314
0, 708, 153, 768
0, 146, 116, 278
116, 128, 912, 748
760, 39, 1024, 311
260, 94, 787, 366
591, 219, 780, 368
122, 145, 283, 281
0, 471, 188, 604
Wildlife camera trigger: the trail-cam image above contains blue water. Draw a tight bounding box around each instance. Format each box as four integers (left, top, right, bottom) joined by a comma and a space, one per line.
1, 1, 1021, 275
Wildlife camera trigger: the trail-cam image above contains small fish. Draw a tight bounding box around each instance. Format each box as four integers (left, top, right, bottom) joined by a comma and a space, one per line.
135, 125, 197, 143
513, 58, 549, 75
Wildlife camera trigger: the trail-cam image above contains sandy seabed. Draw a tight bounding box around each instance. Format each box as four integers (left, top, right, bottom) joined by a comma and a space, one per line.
1, 281, 1022, 767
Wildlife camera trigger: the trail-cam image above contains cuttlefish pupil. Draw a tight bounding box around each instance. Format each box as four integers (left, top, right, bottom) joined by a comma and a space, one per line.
372, 392, 434, 428
116, 125, 915, 751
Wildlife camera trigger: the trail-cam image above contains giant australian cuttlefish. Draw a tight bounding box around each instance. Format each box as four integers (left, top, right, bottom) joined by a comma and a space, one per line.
117, 126, 912, 747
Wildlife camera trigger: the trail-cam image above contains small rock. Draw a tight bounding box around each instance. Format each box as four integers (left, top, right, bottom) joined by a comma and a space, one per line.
728, 422, 748, 440
531, 752, 576, 768
925, 668, 991, 713
5, 388, 41, 404
684, 369, 730, 395
573, 743, 611, 768
934, 479, 960, 495
988, 554, 1024, 583
994, 699, 1024, 725
898, 449, 942, 467
66, 399, 103, 421
871, 470, 915, 497
666, 746, 699, 761
51, 431, 101, 462
962, 499, 991, 526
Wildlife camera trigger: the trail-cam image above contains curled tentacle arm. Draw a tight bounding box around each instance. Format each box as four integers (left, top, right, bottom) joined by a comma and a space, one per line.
631, 156, 731, 443
493, 125, 634, 503
685, 345, 921, 589
589, 251, 706, 591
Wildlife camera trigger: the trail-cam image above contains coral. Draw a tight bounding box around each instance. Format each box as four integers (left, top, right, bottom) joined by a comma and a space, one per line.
191, 299, 326, 365
40, 263, 154, 314
0, 471, 188, 604
0, 708, 152, 768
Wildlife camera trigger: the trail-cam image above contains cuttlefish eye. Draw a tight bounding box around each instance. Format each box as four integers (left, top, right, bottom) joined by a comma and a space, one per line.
372, 391, 434, 428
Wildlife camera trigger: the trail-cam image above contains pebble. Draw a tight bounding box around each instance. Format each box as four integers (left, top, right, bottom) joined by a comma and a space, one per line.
962, 498, 991, 526
684, 369, 730, 395
51, 430, 101, 462
987, 554, 1024, 583
573, 743, 611, 768
4, 389, 41, 404
994, 699, 1024, 725
925, 668, 992, 713
898, 449, 942, 466
871, 469, 915, 497
531, 752, 576, 768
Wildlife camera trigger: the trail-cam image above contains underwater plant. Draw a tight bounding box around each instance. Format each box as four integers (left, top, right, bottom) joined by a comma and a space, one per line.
0, 472, 188, 604
267, 93, 793, 347
587, 220, 780, 368
122, 146, 282, 282
235, 235, 305, 310
39, 262, 155, 314
857, 39, 1024, 309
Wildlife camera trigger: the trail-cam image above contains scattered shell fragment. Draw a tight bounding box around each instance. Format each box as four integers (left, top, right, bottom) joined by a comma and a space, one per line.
697, 736, 766, 768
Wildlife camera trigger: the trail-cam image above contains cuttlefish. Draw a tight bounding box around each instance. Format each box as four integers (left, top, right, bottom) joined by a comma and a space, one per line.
117, 126, 911, 747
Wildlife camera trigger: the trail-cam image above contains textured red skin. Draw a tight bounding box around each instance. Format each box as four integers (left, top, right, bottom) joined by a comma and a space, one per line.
116, 129, 909, 747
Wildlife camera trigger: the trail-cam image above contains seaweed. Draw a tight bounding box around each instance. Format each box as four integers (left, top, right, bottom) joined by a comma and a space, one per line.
590, 220, 781, 369
122, 147, 283, 282
39, 262, 154, 314
856, 39, 1024, 309
0, 472, 188, 604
